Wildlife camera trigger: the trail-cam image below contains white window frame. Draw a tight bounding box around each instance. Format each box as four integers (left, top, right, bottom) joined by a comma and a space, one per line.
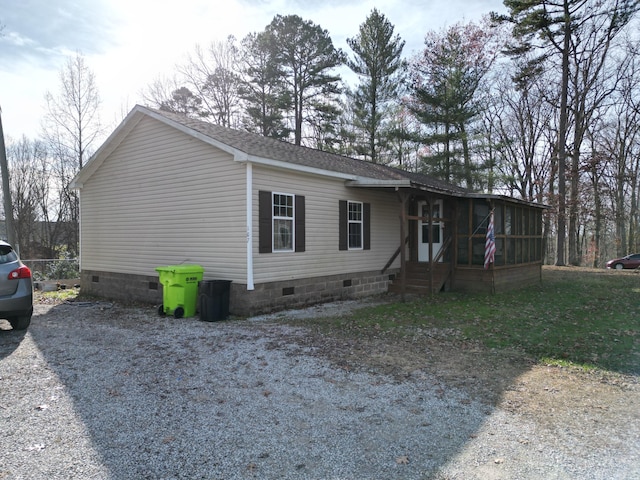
272, 192, 295, 252
347, 200, 363, 250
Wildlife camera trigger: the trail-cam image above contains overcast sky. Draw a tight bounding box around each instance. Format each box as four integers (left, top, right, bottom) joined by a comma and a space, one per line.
0, 0, 507, 141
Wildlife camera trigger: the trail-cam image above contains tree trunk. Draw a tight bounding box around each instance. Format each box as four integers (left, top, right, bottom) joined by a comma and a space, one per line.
568, 150, 580, 265
555, 6, 571, 267
593, 177, 601, 268
628, 153, 640, 253
460, 123, 473, 190
0, 112, 16, 248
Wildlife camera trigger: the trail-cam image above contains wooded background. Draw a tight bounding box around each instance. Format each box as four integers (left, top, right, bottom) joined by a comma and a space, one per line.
4, 1, 639, 267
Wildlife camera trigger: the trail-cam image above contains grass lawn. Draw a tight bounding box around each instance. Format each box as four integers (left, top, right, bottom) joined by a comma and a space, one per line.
307, 266, 640, 376
37, 267, 638, 376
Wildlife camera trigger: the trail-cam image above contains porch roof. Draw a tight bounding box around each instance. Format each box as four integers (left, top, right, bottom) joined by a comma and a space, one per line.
347, 178, 548, 209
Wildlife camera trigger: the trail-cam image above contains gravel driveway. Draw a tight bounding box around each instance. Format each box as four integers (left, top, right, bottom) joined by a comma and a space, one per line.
1, 299, 638, 479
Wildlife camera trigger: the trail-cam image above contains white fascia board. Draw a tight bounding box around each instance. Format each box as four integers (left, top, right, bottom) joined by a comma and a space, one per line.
345, 179, 412, 188
238, 155, 358, 180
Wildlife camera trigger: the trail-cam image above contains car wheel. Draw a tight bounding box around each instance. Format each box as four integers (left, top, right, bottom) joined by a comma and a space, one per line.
615, 263, 624, 270
9, 315, 31, 330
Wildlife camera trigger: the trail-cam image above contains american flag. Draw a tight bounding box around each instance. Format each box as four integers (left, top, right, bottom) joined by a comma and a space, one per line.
484, 211, 496, 270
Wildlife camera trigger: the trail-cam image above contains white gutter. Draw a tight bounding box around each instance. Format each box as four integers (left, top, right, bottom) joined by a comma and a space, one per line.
246, 162, 255, 290
345, 179, 412, 187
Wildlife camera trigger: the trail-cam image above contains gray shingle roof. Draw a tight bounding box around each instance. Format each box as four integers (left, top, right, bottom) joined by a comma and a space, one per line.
148, 107, 471, 195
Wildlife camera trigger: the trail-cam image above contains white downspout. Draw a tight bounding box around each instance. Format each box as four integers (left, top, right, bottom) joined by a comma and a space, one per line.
246, 162, 255, 290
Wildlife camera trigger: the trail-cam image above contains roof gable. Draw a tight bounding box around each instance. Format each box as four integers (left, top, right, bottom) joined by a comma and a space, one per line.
145, 107, 472, 194
72, 105, 470, 195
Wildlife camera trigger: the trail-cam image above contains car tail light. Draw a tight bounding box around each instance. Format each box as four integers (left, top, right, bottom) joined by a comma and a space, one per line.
8, 266, 31, 280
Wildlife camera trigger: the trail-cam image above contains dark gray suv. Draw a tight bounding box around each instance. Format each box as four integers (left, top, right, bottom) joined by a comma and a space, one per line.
0, 241, 33, 330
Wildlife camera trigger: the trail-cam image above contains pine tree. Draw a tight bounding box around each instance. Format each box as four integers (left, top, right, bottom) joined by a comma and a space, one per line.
347, 8, 405, 163
265, 15, 345, 146
239, 32, 291, 140
408, 22, 496, 188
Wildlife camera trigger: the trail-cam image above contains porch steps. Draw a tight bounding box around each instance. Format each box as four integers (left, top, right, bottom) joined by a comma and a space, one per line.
388, 261, 451, 295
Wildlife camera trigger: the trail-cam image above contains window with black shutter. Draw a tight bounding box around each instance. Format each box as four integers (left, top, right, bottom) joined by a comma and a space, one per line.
339, 200, 370, 251
259, 191, 305, 253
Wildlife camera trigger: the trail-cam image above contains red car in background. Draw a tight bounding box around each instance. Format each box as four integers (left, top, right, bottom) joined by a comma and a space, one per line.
606, 253, 640, 270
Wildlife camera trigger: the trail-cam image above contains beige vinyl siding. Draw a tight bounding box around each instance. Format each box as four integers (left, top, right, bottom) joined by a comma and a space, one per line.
252, 165, 400, 283
79, 116, 247, 282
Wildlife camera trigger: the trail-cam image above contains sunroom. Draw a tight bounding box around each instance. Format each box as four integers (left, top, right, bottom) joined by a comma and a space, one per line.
365, 183, 546, 296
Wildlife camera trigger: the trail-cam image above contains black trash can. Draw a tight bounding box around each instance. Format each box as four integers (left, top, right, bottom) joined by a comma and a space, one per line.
199, 280, 232, 321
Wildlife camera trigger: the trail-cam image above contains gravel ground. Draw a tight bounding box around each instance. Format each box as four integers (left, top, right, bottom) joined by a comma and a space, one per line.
0, 298, 638, 479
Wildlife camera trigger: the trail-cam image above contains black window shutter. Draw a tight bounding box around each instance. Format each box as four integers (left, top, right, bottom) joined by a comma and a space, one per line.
259, 191, 272, 253
295, 195, 305, 252
363, 202, 371, 250
339, 200, 347, 251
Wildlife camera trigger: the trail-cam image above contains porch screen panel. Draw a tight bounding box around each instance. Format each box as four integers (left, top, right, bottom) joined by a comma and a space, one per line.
494, 205, 503, 234
457, 199, 544, 267
457, 239, 469, 265
472, 237, 485, 266
507, 238, 516, 264
515, 238, 523, 263
457, 200, 469, 234
495, 238, 504, 266
473, 203, 490, 233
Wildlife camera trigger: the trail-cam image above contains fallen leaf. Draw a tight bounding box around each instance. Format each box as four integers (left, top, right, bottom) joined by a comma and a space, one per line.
26, 444, 46, 451
396, 455, 409, 465
35, 404, 49, 411
494, 458, 505, 464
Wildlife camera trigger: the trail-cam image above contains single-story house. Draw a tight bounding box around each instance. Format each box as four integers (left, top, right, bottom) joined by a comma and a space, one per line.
71, 105, 546, 316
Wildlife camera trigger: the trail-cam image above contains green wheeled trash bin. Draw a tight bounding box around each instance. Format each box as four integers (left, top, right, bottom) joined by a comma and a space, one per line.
199, 280, 232, 321
156, 264, 204, 318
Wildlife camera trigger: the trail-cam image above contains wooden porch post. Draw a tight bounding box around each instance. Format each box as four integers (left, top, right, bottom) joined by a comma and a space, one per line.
427, 196, 434, 295
451, 200, 458, 288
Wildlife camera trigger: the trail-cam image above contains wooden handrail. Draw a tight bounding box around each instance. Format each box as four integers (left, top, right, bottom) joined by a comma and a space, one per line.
432, 236, 452, 264
381, 235, 409, 274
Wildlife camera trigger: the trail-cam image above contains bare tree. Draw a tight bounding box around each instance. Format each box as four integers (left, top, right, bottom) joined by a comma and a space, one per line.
42, 52, 102, 255
178, 36, 243, 127
490, 65, 555, 203
596, 40, 640, 259
501, 0, 640, 266
5, 137, 54, 258
566, 1, 639, 265
0, 108, 16, 247
43, 52, 102, 171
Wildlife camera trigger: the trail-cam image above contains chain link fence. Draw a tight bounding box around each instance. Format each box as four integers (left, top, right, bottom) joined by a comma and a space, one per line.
23, 258, 80, 282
